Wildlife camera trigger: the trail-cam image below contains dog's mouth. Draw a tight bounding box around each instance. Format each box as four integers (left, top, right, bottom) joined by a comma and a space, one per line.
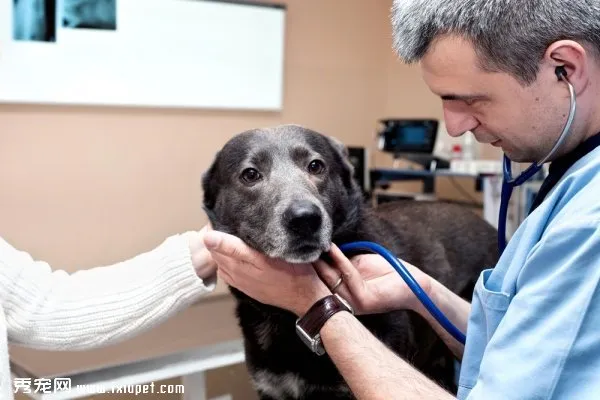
248, 232, 330, 264
297, 243, 322, 254
280, 239, 331, 264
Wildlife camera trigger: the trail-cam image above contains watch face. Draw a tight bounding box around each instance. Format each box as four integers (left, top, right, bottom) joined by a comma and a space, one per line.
296, 324, 316, 348
313, 334, 325, 356
295, 295, 352, 357
315, 344, 326, 356
296, 323, 325, 355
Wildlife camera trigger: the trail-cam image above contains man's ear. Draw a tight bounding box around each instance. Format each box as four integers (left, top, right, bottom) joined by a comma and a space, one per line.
201, 152, 221, 211
544, 39, 590, 94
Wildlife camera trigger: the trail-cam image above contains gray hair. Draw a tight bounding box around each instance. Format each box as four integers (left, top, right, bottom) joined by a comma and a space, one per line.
391, 0, 600, 85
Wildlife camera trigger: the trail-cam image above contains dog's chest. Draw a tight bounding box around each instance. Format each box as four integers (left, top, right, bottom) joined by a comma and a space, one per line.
254, 319, 277, 349
240, 310, 354, 398
251, 369, 352, 399
252, 369, 305, 399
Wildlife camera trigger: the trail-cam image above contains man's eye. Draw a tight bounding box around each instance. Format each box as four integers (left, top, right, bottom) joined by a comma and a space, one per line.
241, 168, 261, 183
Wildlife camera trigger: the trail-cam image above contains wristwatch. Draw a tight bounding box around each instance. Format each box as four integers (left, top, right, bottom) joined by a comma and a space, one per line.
295, 293, 354, 356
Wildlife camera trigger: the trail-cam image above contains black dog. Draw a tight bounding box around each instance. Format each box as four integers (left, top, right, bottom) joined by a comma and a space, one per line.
202, 124, 498, 399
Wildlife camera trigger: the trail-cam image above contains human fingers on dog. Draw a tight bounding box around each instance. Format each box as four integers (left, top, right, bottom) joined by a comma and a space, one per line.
212, 254, 237, 286
214, 255, 267, 301
313, 244, 367, 310
212, 252, 267, 294
327, 244, 366, 295
216, 266, 234, 286
203, 230, 264, 270
313, 258, 344, 292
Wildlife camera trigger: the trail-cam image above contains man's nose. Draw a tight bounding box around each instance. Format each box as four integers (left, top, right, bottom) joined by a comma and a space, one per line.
443, 107, 479, 138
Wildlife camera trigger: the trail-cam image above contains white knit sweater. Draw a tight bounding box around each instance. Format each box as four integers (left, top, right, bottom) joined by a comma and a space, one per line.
0, 233, 217, 399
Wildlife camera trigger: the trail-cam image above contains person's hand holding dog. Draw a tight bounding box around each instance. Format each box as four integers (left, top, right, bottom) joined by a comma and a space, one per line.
203, 229, 332, 317
313, 244, 433, 315
187, 225, 219, 281
203, 224, 434, 318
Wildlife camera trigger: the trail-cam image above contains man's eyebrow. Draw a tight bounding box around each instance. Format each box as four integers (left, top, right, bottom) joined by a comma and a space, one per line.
440, 93, 488, 101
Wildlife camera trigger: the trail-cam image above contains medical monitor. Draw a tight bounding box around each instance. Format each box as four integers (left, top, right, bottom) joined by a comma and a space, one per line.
377, 119, 439, 155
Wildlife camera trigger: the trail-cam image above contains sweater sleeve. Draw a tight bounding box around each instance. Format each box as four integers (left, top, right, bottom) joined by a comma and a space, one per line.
0, 232, 216, 350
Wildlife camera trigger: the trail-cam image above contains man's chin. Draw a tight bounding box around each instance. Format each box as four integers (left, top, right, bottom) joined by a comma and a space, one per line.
503, 152, 537, 164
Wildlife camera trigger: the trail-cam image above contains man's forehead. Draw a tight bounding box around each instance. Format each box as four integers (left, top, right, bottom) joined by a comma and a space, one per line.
422, 35, 481, 71
420, 37, 490, 100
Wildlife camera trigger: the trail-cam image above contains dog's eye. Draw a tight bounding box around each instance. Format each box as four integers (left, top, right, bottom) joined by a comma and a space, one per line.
241, 168, 262, 183
307, 160, 325, 175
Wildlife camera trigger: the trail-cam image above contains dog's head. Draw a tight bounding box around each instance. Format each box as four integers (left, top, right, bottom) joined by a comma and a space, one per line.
202, 124, 363, 263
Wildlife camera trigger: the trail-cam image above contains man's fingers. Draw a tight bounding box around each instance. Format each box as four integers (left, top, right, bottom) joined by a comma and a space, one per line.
313, 258, 341, 287
204, 230, 260, 265
328, 244, 365, 296
313, 258, 356, 302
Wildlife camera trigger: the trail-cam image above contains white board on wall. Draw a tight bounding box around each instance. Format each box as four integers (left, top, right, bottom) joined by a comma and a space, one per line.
0, 0, 286, 110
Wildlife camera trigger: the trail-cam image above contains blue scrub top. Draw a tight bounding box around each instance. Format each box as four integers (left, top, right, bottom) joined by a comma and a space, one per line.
458, 136, 600, 399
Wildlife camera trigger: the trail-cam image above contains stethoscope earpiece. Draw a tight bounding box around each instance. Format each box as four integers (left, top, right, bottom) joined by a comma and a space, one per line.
555, 65, 568, 81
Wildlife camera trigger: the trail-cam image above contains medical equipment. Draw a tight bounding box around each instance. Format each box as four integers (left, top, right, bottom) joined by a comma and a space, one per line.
378, 119, 439, 155
337, 68, 578, 345
377, 118, 451, 171
339, 241, 467, 345
498, 66, 577, 253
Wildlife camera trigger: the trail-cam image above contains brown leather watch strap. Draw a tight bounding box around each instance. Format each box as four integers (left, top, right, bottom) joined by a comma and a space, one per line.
297, 294, 353, 337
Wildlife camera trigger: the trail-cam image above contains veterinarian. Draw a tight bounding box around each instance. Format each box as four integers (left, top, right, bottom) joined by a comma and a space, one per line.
204, 1, 600, 399
0, 227, 217, 397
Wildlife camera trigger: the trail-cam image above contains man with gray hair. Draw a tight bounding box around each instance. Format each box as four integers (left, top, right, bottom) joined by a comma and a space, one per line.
203, 1, 600, 398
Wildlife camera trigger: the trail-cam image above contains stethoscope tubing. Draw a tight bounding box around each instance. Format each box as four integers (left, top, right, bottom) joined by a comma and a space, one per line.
499, 73, 576, 253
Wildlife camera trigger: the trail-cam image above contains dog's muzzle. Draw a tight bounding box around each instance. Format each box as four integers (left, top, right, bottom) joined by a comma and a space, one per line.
274, 199, 331, 263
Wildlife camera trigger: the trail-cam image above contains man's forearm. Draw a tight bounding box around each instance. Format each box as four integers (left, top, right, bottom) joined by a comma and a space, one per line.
320, 311, 455, 400
413, 278, 471, 359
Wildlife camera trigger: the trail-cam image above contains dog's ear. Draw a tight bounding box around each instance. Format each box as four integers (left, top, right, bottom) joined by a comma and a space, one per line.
201, 152, 221, 211
325, 135, 357, 191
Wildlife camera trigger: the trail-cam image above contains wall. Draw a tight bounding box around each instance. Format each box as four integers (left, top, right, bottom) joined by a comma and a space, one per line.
0, 0, 393, 269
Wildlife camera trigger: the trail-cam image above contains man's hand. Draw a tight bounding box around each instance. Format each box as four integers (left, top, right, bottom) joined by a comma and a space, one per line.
314, 244, 468, 359
313, 244, 433, 315
203, 230, 331, 316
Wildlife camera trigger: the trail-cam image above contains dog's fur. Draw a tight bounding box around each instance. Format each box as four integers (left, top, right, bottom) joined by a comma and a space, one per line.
202, 124, 498, 399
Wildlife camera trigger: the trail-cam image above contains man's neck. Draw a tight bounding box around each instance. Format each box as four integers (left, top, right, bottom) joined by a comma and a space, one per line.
583, 87, 600, 140
559, 108, 600, 160
585, 120, 600, 141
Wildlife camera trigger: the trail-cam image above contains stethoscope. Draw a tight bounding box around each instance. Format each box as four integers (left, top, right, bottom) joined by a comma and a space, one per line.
497, 66, 577, 254
338, 67, 579, 346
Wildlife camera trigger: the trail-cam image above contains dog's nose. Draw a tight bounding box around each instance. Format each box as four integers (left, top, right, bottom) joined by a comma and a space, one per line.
284, 201, 322, 236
